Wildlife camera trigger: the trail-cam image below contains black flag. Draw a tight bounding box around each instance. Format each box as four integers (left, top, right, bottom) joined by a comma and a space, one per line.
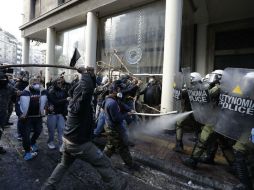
70, 48, 81, 67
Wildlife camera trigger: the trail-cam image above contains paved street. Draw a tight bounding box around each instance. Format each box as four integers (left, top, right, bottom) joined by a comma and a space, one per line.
0, 114, 242, 190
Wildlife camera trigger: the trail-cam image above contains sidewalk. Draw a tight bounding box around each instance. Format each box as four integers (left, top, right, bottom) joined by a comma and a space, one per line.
130, 132, 239, 190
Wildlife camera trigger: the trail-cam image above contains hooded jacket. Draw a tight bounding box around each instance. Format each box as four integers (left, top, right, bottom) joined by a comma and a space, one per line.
104, 95, 129, 127
19, 86, 47, 117
47, 84, 68, 116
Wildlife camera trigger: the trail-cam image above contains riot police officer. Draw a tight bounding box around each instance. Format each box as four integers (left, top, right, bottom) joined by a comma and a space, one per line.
173, 72, 203, 152
182, 69, 235, 169
214, 70, 254, 190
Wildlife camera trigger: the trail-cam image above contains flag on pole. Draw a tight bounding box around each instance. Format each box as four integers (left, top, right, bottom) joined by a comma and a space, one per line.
70, 48, 81, 67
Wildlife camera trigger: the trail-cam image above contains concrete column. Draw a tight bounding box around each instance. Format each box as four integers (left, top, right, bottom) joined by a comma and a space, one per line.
85, 12, 98, 68
160, 0, 183, 113
29, 0, 35, 21
45, 27, 56, 84
195, 23, 207, 76
22, 37, 30, 64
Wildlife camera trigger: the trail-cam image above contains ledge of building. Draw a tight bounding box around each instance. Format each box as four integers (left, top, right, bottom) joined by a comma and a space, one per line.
19, 0, 82, 30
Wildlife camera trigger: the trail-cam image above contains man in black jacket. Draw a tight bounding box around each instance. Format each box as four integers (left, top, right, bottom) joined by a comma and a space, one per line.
47, 78, 68, 151
42, 67, 127, 190
15, 70, 29, 140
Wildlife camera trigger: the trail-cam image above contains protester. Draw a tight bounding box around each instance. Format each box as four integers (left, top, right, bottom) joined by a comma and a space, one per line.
19, 77, 47, 160
15, 70, 29, 140
47, 78, 68, 151
0, 71, 17, 154
103, 82, 139, 170
42, 67, 127, 190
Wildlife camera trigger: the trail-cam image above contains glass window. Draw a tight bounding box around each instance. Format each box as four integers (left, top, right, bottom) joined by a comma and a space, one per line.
53, 25, 86, 82
99, 1, 165, 74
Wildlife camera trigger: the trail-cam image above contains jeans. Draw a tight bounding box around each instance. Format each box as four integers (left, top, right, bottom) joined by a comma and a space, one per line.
47, 114, 65, 146
20, 117, 42, 153
94, 111, 105, 136
42, 141, 124, 190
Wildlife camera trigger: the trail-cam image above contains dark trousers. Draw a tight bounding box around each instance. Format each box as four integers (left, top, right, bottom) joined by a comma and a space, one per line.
17, 119, 23, 136
43, 141, 123, 190
6, 101, 13, 123
20, 117, 42, 153
0, 112, 7, 141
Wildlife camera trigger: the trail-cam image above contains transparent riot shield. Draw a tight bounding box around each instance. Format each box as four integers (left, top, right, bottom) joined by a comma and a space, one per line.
173, 72, 184, 113
182, 67, 218, 126
214, 68, 254, 143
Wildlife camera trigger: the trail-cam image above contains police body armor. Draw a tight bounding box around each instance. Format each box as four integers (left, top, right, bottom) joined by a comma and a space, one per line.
173, 72, 184, 113
182, 67, 218, 126
214, 68, 254, 143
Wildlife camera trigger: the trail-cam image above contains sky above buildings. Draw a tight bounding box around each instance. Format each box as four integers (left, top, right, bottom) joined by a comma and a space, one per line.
0, 1, 23, 40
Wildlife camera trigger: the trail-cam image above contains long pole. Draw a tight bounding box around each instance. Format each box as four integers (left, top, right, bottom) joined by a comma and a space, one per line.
0, 64, 78, 71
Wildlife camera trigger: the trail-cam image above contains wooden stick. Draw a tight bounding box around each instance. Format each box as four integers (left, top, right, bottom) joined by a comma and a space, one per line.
113, 49, 132, 75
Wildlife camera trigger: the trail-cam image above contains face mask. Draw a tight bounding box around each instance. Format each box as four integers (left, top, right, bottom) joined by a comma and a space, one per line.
149, 79, 155, 83
22, 77, 28, 82
32, 84, 40, 90
117, 92, 123, 99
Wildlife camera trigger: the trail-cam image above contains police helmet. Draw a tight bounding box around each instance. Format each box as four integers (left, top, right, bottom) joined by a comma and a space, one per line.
207, 70, 223, 84
202, 74, 210, 82
190, 72, 202, 83
241, 72, 254, 96
244, 72, 254, 79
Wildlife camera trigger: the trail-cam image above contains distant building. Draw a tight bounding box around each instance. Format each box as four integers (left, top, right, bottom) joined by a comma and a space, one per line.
0, 28, 20, 64
29, 47, 46, 65
17, 42, 22, 64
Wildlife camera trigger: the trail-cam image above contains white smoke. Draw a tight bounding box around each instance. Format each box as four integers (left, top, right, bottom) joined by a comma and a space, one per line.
130, 111, 193, 137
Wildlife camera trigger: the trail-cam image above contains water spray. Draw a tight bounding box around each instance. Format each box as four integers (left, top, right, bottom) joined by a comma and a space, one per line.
130, 111, 194, 138
132, 111, 177, 116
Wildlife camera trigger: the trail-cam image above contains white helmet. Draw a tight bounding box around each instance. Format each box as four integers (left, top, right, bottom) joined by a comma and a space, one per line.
244, 72, 254, 79
202, 74, 210, 82
190, 72, 202, 83
208, 70, 223, 83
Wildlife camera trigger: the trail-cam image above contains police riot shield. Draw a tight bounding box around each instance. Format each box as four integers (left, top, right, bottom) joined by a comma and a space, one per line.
182, 67, 218, 126
173, 72, 184, 113
214, 68, 254, 143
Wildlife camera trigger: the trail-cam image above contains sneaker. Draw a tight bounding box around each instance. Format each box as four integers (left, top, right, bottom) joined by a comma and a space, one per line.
31, 144, 39, 152
17, 134, 22, 141
59, 144, 64, 153
47, 142, 56, 149
0, 146, 6, 154
24, 152, 37, 161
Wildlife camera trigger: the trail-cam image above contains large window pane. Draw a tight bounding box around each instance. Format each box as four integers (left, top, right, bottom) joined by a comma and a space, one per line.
99, 1, 165, 74
52, 26, 86, 82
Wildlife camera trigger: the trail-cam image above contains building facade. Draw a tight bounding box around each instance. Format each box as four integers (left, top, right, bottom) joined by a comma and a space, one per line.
0, 28, 21, 65
20, 0, 254, 112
